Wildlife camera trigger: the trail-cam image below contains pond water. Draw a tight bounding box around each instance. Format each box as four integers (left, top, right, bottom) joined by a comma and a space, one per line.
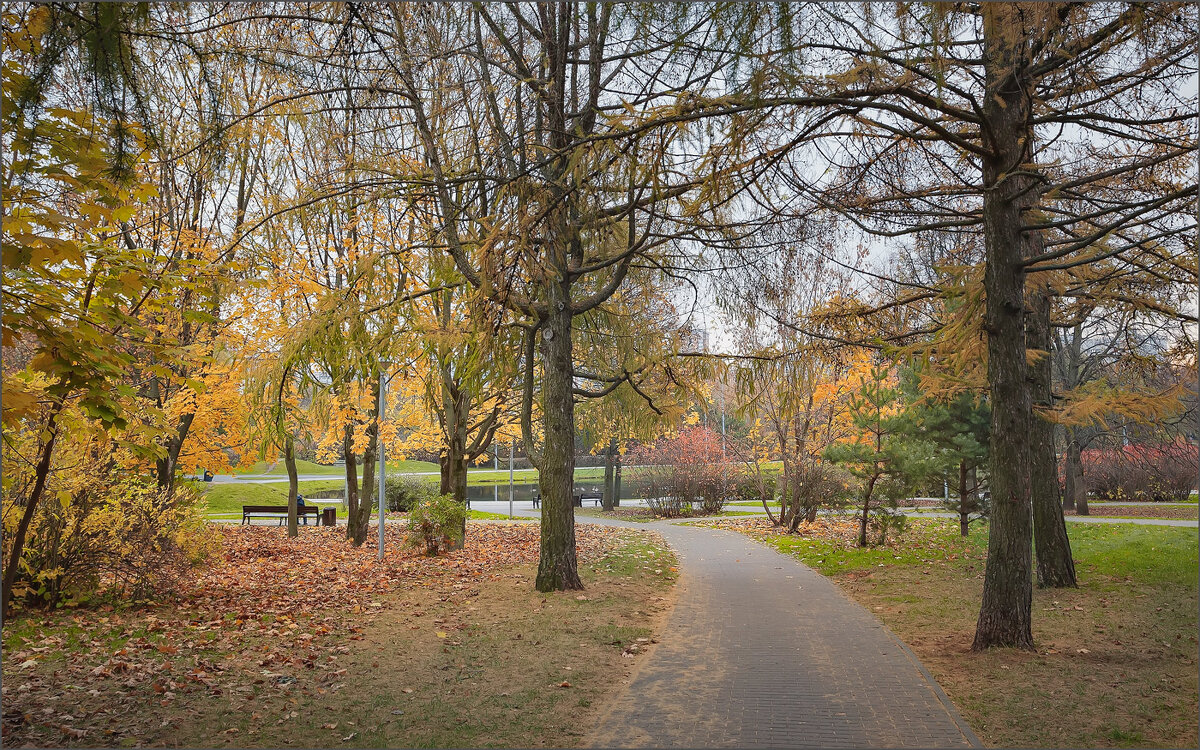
465, 478, 651, 503
306, 478, 652, 503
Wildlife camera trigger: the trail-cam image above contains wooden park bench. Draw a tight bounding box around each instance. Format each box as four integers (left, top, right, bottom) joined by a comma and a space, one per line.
241, 505, 322, 526
574, 490, 603, 507
531, 490, 604, 508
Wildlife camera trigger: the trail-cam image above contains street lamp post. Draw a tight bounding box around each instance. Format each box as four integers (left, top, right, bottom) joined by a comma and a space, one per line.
508, 439, 514, 519
377, 368, 388, 561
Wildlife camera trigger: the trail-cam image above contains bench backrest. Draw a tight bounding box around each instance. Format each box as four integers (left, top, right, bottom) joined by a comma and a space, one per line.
242, 505, 320, 514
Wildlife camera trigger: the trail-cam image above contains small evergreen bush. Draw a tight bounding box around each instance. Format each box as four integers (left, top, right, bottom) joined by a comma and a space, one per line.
406, 493, 466, 556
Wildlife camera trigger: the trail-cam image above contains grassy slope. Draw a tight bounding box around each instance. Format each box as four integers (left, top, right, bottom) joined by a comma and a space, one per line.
754, 519, 1198, 748
200, 480, 348, 516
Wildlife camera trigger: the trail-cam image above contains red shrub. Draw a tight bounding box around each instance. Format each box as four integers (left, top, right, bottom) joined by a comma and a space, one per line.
626, 426, 737, 515
1080, 440, 1198, 502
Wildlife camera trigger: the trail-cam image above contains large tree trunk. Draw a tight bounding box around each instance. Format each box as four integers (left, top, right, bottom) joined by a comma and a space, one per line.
1065, 432, 1089, 515
343, 423, 359, 540
975, 227, 1035, 649
351, 377, 380, 547
535, 279, 583, 592
973, 1, 1042, 651
602, 438, 617, 511
2, 405, 62, 615
437, 301, 471, 547
1028, 285, 1077, 588
285, 435, 299, 538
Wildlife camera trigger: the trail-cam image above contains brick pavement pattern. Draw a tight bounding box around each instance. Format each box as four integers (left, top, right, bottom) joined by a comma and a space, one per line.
587, 522, 980, 749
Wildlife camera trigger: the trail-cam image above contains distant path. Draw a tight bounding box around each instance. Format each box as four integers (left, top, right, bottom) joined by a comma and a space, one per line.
580, 517, 979, 749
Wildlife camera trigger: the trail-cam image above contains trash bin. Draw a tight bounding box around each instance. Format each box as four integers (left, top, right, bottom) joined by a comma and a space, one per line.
321, 507, 336, 527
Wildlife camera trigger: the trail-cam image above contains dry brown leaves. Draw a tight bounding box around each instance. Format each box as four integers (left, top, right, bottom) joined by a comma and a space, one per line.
1066, 505, 1198, 520
693, 516, 862, 544
1, 522, 624, 747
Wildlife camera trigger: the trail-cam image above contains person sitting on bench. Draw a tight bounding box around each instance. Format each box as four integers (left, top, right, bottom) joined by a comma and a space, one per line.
296, 494, 309, 524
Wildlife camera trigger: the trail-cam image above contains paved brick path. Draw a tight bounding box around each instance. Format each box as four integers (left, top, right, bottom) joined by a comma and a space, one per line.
585, 521, 980, 749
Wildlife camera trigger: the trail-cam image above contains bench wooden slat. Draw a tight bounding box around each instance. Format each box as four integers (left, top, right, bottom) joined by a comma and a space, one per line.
242, 505, 322, 525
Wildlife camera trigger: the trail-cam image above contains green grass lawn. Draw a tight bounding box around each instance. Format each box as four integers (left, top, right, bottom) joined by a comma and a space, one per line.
238, 459, 440, 476
743, 518, 1198, 748
467, 510, 522, 521
199, 480, 348, 516
462, 466, 606, 484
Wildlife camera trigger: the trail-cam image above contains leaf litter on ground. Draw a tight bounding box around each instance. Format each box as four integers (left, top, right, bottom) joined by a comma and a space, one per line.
1, 522, 630, 747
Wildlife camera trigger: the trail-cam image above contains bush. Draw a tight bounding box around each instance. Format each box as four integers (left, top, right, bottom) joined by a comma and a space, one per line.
734, 471, 776, 506
385, 475, 429, 512
89, 482, 219, 601
3, 472, 218, 607
782, 462, 855, 525
1082, 440, 1198, 502
627, 427, 739, 517
407, 492, 466, 556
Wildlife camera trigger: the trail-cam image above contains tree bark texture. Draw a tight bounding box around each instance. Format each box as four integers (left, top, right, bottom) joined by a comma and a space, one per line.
285, 435, 299, 538
602, 438, 617, 511
155, 411, 195, 492
1028, 285, 1077, 588
1064, 432, 1088, 514
857, 475, 878, 548
974, 1, 1041, 651
351, 378, 380, 547
343, 423, 359, 539
535, 279, 583, 591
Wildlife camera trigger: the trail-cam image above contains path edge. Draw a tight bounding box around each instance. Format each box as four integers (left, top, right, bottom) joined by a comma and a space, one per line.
581, 530, 686, 749
876, 621, 983, 748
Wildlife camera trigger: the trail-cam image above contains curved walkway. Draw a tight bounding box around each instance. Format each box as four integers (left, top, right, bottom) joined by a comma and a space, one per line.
579, 518, 979, 749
